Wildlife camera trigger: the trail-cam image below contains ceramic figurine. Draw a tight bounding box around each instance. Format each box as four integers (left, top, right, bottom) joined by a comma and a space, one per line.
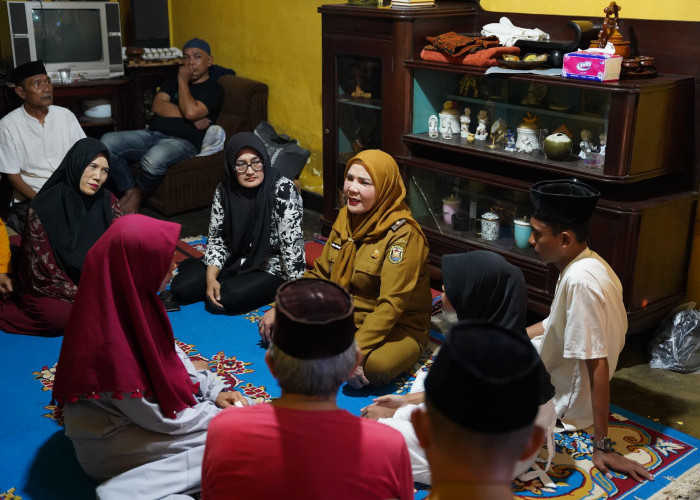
439, 101, 460, 135
428, 114, 439, 138
579, 129, 592, 159
440, 118, 453, 139
460, 108, 471, 138
467, 132, 476, 143
515, 112, 540, 154
458, 75, 479, 97
490, 118, 507, 144
517, 134, 535, 153
474, 110, 489, 141
504, 130, 516, 152
599, 133, 607, 155
521, 82, 548, 106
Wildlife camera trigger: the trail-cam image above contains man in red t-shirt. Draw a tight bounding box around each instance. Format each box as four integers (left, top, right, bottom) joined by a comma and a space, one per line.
202, 279, 413, 500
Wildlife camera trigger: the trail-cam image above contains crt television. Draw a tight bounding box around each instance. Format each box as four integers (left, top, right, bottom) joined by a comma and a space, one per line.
0, 1, 124, 81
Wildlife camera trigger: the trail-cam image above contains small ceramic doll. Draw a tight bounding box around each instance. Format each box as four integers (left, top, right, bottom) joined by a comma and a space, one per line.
474, 110, 489, 141
517, 134, 535, 153
504, 129, 517, 152
428, 114, 439, 138
460, 108, 471, 138
440, 119, 453, 140
579, 128, 592, 159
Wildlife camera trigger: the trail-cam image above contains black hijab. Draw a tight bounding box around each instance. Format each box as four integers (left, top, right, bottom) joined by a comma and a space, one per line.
442, 250, 528, 333
220, 131, 281, 273
30, 138, 115, 285
442, 250, 555, 403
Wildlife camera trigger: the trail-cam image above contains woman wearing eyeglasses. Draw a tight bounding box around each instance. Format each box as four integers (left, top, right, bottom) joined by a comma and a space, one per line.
169, 132, 305, 314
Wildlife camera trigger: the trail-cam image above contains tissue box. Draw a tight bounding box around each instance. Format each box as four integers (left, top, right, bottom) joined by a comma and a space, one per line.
562, 51, 622, 82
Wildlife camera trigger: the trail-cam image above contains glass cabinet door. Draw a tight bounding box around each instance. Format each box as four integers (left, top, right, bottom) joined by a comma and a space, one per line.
334, 54, 382, 208
406, 166, 538, 258
411, 69, 611, 171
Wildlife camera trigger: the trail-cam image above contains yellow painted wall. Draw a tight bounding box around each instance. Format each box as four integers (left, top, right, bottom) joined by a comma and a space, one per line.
168, 0, 700, 302
169, 0, 345, 195
481, 0, 700, 20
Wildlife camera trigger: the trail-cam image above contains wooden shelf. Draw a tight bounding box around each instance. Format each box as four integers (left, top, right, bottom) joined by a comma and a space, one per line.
320, 3, 699, 332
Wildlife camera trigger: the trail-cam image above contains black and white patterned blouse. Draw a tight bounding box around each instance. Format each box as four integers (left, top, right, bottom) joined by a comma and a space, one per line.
204, 177, 306, 281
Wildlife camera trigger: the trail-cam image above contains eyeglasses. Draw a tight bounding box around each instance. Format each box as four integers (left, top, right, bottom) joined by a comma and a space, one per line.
234, 158, 264, 173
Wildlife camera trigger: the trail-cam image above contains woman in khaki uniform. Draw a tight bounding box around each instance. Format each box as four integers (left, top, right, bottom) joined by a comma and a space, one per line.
260, 150, 432, 387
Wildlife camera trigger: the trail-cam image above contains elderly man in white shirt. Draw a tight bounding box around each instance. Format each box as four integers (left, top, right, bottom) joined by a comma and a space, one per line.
0, 60, 85, 233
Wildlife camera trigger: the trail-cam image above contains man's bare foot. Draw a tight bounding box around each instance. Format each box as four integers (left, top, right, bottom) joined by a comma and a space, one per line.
118, 187, 145, 214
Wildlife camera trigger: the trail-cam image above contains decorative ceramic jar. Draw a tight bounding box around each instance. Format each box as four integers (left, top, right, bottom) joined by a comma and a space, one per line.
439, 110, 460, 135
442, 195, 461, 225
515, 127, 539, 153
515, 112, 540, 153
543, 132, 573, 161
479, 212, 500, 241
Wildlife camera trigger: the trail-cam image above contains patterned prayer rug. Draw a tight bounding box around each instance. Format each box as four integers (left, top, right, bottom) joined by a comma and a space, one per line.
513, 408, 700, 499
1, 239, 699, 499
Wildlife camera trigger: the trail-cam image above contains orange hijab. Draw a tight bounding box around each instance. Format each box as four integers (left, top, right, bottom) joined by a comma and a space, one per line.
330, 150, 426, 289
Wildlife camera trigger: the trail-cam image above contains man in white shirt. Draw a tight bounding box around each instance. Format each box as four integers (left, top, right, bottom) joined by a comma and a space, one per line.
0, 61, 85, 232
526, 179, 653, 483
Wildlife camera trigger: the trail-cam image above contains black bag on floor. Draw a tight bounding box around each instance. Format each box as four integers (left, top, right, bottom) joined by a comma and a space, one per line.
254, 121, 310, 180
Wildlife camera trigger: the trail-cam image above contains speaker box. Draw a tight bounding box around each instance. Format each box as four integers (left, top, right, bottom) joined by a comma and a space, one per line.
131, 0, 170, 48
105, 2, 124, 76
8, 2, 30, 66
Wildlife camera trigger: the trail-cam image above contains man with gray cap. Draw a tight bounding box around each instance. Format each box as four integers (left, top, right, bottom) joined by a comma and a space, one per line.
201, 278, 413, 499
526, 179, 653, 482
102, 37, 223, 213
0, 60, 85, 232
411, 321, 549, 499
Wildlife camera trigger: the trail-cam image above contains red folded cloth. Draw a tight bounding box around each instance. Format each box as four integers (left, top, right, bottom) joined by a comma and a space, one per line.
420, 45, 521, 67
425, 32, 501, 57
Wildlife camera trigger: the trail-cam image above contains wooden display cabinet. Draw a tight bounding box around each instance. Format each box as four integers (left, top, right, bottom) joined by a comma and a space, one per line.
407, 66, 694, 183
319, 3, 699, 333
318, 2, 477, 219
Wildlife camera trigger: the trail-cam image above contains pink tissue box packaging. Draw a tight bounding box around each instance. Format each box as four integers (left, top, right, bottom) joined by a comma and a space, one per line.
562, 51, 622, 82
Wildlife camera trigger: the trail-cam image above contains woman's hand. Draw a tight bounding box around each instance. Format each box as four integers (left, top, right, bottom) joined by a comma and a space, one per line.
215, 391, 249, 408
360, 403, 397, 420
372, 394, 409, 409
206, 280, 223, 309
0, 274, 13, 298
258, 308, 276, 344
205, 265, 223, 309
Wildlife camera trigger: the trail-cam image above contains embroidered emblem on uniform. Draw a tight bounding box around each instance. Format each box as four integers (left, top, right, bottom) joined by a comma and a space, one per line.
388, 245, 404, 264
371, 249, 380, 259
331, 242, 341, 250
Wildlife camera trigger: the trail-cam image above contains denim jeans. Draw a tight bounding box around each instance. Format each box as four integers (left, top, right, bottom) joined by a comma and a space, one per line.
101, 130, 198, 193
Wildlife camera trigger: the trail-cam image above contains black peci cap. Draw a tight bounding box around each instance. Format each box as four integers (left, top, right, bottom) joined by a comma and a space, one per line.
530, 179, 600, 226
273, 279, 356, 360
425, 321, 547, 433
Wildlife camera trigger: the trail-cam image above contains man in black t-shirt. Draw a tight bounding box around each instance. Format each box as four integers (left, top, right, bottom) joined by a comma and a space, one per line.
102, 38, 224, 213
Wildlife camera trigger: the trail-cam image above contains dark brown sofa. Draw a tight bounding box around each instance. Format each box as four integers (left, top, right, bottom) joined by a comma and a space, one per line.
144, 74, 268, 216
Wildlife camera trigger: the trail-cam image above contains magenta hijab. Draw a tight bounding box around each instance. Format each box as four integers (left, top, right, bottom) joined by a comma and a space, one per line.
52, 214, 198, 418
